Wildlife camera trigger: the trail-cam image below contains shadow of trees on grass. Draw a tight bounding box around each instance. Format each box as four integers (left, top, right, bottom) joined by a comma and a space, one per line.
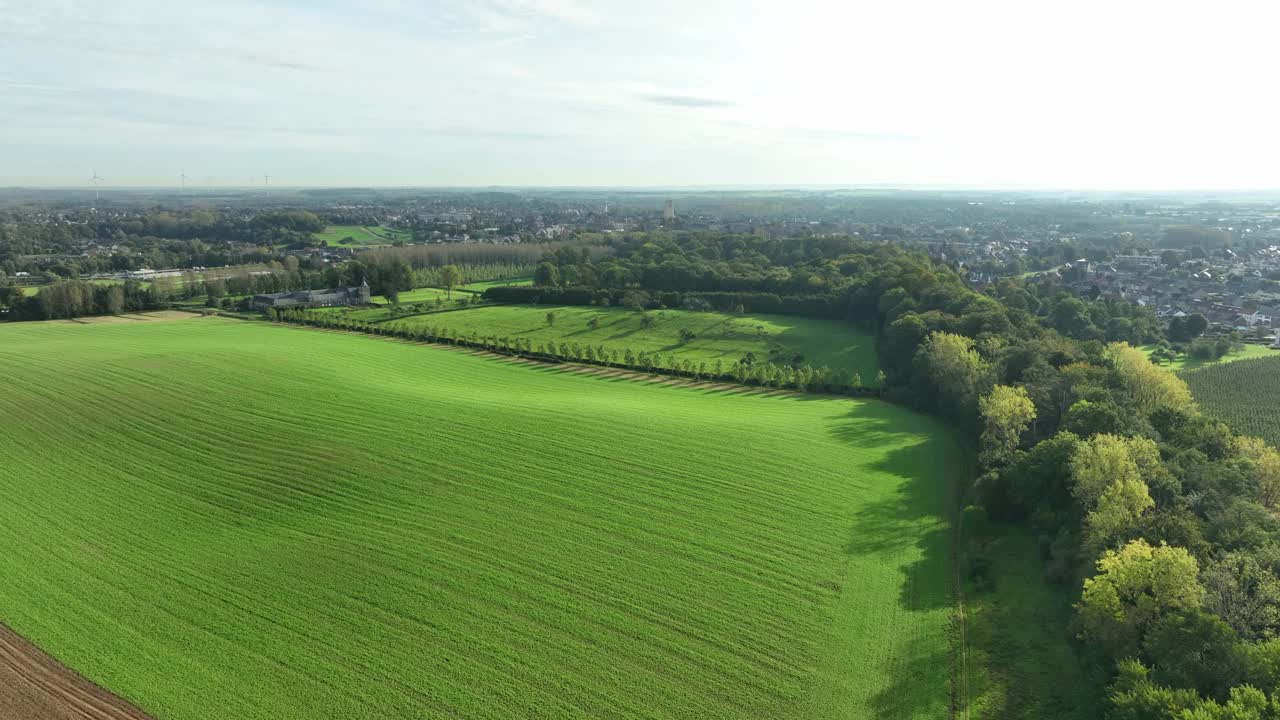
828, 402, 966, 718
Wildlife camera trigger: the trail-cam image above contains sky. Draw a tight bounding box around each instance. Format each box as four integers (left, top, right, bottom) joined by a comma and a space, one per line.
2, 0, 1278, 189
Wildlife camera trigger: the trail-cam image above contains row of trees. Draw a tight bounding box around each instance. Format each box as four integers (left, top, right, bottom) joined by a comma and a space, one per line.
266, 308, 882, 395
2, 279, 158, 320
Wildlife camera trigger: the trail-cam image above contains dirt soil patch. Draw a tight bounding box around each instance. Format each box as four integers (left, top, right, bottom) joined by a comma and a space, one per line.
64, 310, 204, 325
0, 624, 153, 720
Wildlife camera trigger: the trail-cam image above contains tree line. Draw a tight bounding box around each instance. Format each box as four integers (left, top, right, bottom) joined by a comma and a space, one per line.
265, 307, 884, 396
824, 243, 1280, 718
2, 279, 159, 320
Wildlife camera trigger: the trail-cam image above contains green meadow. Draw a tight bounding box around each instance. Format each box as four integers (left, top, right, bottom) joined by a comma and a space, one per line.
1141, 342, 1274, 371
0, 316, 960, 719
314, 225, 411, 247
374, 286, 473, 305
393, 304, 883, 382
458, 277, 533, 292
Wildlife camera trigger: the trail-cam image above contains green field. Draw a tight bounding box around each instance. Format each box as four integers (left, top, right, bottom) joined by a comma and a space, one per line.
315, 225, 411, 247
308, 287, 481, 322
1142, 342, 1274, 371
373, 279, 532, 305
1184, 355, 1280, 446
0, 317, 960, 719
460, 277, 532, 292
394, 305, 882, 381
962, 526, 1103, 719
374, 286, 475, 305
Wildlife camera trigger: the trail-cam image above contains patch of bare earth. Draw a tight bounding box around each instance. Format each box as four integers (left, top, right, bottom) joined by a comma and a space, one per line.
64, 310, 204, 325
0, 624, 153, 720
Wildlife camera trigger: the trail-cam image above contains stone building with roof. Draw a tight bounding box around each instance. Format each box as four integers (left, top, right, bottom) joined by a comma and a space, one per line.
250, 279, 370, 311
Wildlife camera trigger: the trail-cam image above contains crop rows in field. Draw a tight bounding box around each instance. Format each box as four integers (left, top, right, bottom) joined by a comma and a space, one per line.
0, 318, 957, 719
1185, 355, 1280, 446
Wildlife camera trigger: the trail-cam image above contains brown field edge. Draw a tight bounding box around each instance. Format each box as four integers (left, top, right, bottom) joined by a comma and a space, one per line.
0, 624, 153, 720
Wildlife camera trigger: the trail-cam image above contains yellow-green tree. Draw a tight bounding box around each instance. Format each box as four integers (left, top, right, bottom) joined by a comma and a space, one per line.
978, 384, 1036, 466
1234, 436, 1280, 509
1070, 434, 1160, 552
914, 331, 989, 420
1079, 539, 1204, 657
1105, 342, 1195, 416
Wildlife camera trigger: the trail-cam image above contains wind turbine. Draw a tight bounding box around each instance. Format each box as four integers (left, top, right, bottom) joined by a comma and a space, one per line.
89, 170, 104, 203
179, 172, 187, 194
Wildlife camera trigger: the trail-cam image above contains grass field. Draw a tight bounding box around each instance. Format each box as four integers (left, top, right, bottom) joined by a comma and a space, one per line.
373, 287, 474, 305
0, 317, 959, 719
1141, 342, 1274, 371
1184, 355, 1280, 446
393, 304, 882, 381
460, 277, 532, 292
962, 526, 1103, 719
314, 225, 411, 247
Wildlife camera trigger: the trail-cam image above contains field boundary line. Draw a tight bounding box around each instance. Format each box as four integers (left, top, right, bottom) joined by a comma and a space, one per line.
0, 624, 155, 720
270, 320, 890, 402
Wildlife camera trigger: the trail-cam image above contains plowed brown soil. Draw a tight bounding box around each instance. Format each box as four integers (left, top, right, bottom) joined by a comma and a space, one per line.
0, 625, 152, 720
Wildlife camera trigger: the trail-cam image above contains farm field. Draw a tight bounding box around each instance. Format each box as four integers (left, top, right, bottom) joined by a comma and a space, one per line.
373, 286, 476, 305
1184, 355, 1280, 446
392, 304, 883, 382
1141, 342, 1274, 371
314, 225, 410, 247
459, 277, 532, 292
0, 317, 960, 719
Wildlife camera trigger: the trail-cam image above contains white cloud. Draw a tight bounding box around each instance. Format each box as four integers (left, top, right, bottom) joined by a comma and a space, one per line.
1, 0, 1279, 187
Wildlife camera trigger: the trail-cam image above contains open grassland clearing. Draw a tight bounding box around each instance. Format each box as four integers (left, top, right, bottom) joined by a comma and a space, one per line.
0, 318, 959, 719
373, 287, 477, 305
459, 277, 532, 292
960, 526, 1104, 719
393, 304, 882, 382
314, 225, 410, 247
1141, 342, 1275, 371
1184, 355, 1280, 446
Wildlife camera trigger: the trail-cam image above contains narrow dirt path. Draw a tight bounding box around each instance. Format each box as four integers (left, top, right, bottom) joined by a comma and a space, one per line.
0, 624, 153, 720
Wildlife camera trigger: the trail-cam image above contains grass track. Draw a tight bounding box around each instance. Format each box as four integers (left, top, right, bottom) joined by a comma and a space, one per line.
0, 318, 958, 719
961, 526, 1103, 719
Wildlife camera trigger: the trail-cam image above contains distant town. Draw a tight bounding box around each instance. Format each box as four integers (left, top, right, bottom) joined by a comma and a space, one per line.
4, 187, 1280, 343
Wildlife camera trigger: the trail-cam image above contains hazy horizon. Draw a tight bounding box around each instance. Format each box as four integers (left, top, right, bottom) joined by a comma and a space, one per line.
4, 0, 1279, 190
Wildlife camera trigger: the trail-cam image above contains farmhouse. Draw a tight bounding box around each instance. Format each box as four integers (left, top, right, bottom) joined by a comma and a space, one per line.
251, 280, 370, 310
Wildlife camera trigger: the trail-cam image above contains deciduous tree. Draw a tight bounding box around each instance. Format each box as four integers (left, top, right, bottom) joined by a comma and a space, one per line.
1079, 539, 1204, 657
978, 385, 1036, 466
